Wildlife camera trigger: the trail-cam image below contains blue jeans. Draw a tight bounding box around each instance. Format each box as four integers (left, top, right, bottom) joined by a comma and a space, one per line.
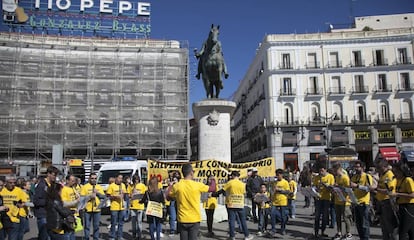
228, 208, 249, 238
149, 217, 162, 240
179, 222, 200, 240
48, 230, 70, 240
17, 216, 29, 240
288, 199, 296, 217
67, 231, 75, 240
110, 210, 125, 239
271, 206, 287, 233
168, 201, 177, 233
5, 222, 19, 240
37, 217, 50, 240
84, 211, 101, 240
258, 207, 271, 231
354, 204, 370, 240
131, 209, 143, 238
314, 199, 330, 234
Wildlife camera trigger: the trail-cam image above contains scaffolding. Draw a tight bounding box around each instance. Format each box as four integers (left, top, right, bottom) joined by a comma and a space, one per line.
0, 33, 189, 176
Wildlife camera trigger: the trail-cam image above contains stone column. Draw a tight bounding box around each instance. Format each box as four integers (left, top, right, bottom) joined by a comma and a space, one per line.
192, 99, 236, 163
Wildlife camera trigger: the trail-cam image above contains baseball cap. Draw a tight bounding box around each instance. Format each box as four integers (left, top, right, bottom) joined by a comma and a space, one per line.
252, 167, 258, 172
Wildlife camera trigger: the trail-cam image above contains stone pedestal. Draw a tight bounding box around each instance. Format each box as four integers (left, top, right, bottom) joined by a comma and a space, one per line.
193, 99, 236, 163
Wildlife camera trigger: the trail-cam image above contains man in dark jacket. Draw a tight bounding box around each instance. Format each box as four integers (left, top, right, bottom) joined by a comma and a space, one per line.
33, 165, 59, 240
246, 168, 263, 222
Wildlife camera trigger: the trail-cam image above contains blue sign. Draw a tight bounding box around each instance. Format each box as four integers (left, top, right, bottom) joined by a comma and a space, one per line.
1, 0, 151, 38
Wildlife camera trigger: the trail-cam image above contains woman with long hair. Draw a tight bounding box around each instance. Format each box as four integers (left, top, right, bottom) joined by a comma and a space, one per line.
46, 183, 75, 240
392, 162, 414, 240
203, 174, 217, 237
140, 177, 165, 240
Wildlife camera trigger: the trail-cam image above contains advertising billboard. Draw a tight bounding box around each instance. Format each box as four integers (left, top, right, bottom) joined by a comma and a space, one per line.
1, 0, 151, 38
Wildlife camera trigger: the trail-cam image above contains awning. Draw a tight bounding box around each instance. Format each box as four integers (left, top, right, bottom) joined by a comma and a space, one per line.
379, 147, 400, 162
401, 150, 414, 162
329, 155, 358, 161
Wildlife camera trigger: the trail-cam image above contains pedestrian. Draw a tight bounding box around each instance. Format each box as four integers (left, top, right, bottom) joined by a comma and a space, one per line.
391, 162, 414, 240
203, 174, 218, 237
217, 170, 253, 240
287, 172, 297, 219
128, 175, 147, 239
332, 163, 353, 240
270, 169, 290, 236
373, 160, 398, 240
0, 181, 7, 240
33, 165, 59, 240
166, 171, 180, 236
254, 183, 271, 236
0, 175, 25, 240
299, 166, 312, 208
106, 174, 127, 240
140, 177, 165, 240
312, 165, 335, 238
80, 172, 105, 240
167, 163, 216, 240
350, 160, 372, 240
46, 182, 75, 240
246, 167, 263, 222
61, 174, 80, 240
17, 179, 33, 240
123, 175, 132, 222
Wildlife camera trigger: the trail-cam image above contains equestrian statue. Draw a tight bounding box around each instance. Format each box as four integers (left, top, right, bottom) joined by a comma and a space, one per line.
195, 24, 229, 99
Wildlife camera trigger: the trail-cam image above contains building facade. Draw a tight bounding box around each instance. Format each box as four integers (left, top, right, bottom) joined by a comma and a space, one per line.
232, 13, 414, 170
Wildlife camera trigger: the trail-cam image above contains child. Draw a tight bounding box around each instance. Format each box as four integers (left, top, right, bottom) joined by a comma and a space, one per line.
287, 173, 297, 219
254, 183, 271, 236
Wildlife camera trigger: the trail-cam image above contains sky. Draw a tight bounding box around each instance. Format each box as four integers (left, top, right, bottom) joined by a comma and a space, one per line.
148, 0, 414, 117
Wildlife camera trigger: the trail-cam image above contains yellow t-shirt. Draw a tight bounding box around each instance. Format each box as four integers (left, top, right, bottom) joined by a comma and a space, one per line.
128, 183, 147, 210
376, 170, 396, 201
169, 179, 209, 223
0, 187, 25, 223
223, 179, 245, 208
80, 183, 105, 212
203, 186, 218, 210
272, 179, 290, 206
334, 174, 351, 206
288, 180, 297, 200
61, 186, 79, 214
396, 177, 414, 204
313, 173, 335, 201
106, 183, 127, 211
19, 190, 31, 217
351, 172, 372, 205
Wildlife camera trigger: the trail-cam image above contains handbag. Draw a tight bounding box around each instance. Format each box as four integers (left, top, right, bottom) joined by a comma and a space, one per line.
62, 214, 75, 231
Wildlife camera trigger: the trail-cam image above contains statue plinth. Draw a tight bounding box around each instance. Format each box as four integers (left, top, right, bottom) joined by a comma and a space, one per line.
193, 99, 236, 163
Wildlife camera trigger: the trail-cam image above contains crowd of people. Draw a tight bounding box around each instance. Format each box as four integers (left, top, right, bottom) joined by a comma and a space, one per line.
0, 159, 411, 240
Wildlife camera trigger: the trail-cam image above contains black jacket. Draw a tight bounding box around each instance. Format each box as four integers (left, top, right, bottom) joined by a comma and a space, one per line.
140, 190, 165, 221
246, 175, 264, 198
33, 177, 50, 218
46, 198, 73, 232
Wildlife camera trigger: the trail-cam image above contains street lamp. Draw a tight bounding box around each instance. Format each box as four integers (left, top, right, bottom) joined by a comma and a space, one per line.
81, 119, 100, 172
320, 113, 337, 169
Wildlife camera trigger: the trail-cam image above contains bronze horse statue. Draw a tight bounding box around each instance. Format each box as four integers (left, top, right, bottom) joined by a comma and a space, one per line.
195, 24, 229, 98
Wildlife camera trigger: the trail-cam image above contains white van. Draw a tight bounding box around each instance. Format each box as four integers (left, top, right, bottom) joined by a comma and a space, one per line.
97, 160, 148, 191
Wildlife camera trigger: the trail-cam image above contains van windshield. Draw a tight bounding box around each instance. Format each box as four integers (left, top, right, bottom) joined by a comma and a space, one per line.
97, 169, 133, 184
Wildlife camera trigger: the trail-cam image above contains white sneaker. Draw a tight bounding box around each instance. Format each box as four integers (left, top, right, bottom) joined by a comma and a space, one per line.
160, 232, 164, 238
245, 235, 254, 240
345, 233, 353, 240
257, 231, 263, 237
333, 233, 342, 240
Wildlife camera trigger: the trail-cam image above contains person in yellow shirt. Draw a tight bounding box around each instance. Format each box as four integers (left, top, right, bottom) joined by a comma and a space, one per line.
374, 159, 398, 240
106, 174, 127, 240
167, 163, 216, 240
331, 163, 352, 240
312, 165, 335, 238
80, 172, 105, 240
350, 160, 372, 240
391, 162, 414, 240
203, 174, 218, 238
287, 172, 297, 219
61, 175, 80, 240
254, 183, 271, 236
0, 175, 25, 240
128, 175, 147, 239
17, 180, 32, 240
270, 169, 290, 237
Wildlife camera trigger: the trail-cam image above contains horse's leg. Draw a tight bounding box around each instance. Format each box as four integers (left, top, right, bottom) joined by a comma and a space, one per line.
215, 83, 220, 98
203, 76, 210, 98
209, 83, 214, 98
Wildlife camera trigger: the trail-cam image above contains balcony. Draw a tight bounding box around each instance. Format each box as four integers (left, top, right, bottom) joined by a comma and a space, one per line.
399, 113, 414, 122
305, 61, 320, 69
328, 87, 346, 95
376, 114, 395, 123
395, 57, 412, 65
352, 115, 371, 123
372, 58, 388, 66
327, 61, 342, 68
396, 84, 414, 92
373, 84, 392, 93
350, 60, 365, 67
350, 86, 369, 94
279, 62, 293, 70
305, 88, 323, 96
279, 88, 296, 96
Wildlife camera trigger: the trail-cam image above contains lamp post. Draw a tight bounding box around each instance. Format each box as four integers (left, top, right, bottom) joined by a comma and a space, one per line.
82, 119, 100, 172
321, 113, 337, 169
